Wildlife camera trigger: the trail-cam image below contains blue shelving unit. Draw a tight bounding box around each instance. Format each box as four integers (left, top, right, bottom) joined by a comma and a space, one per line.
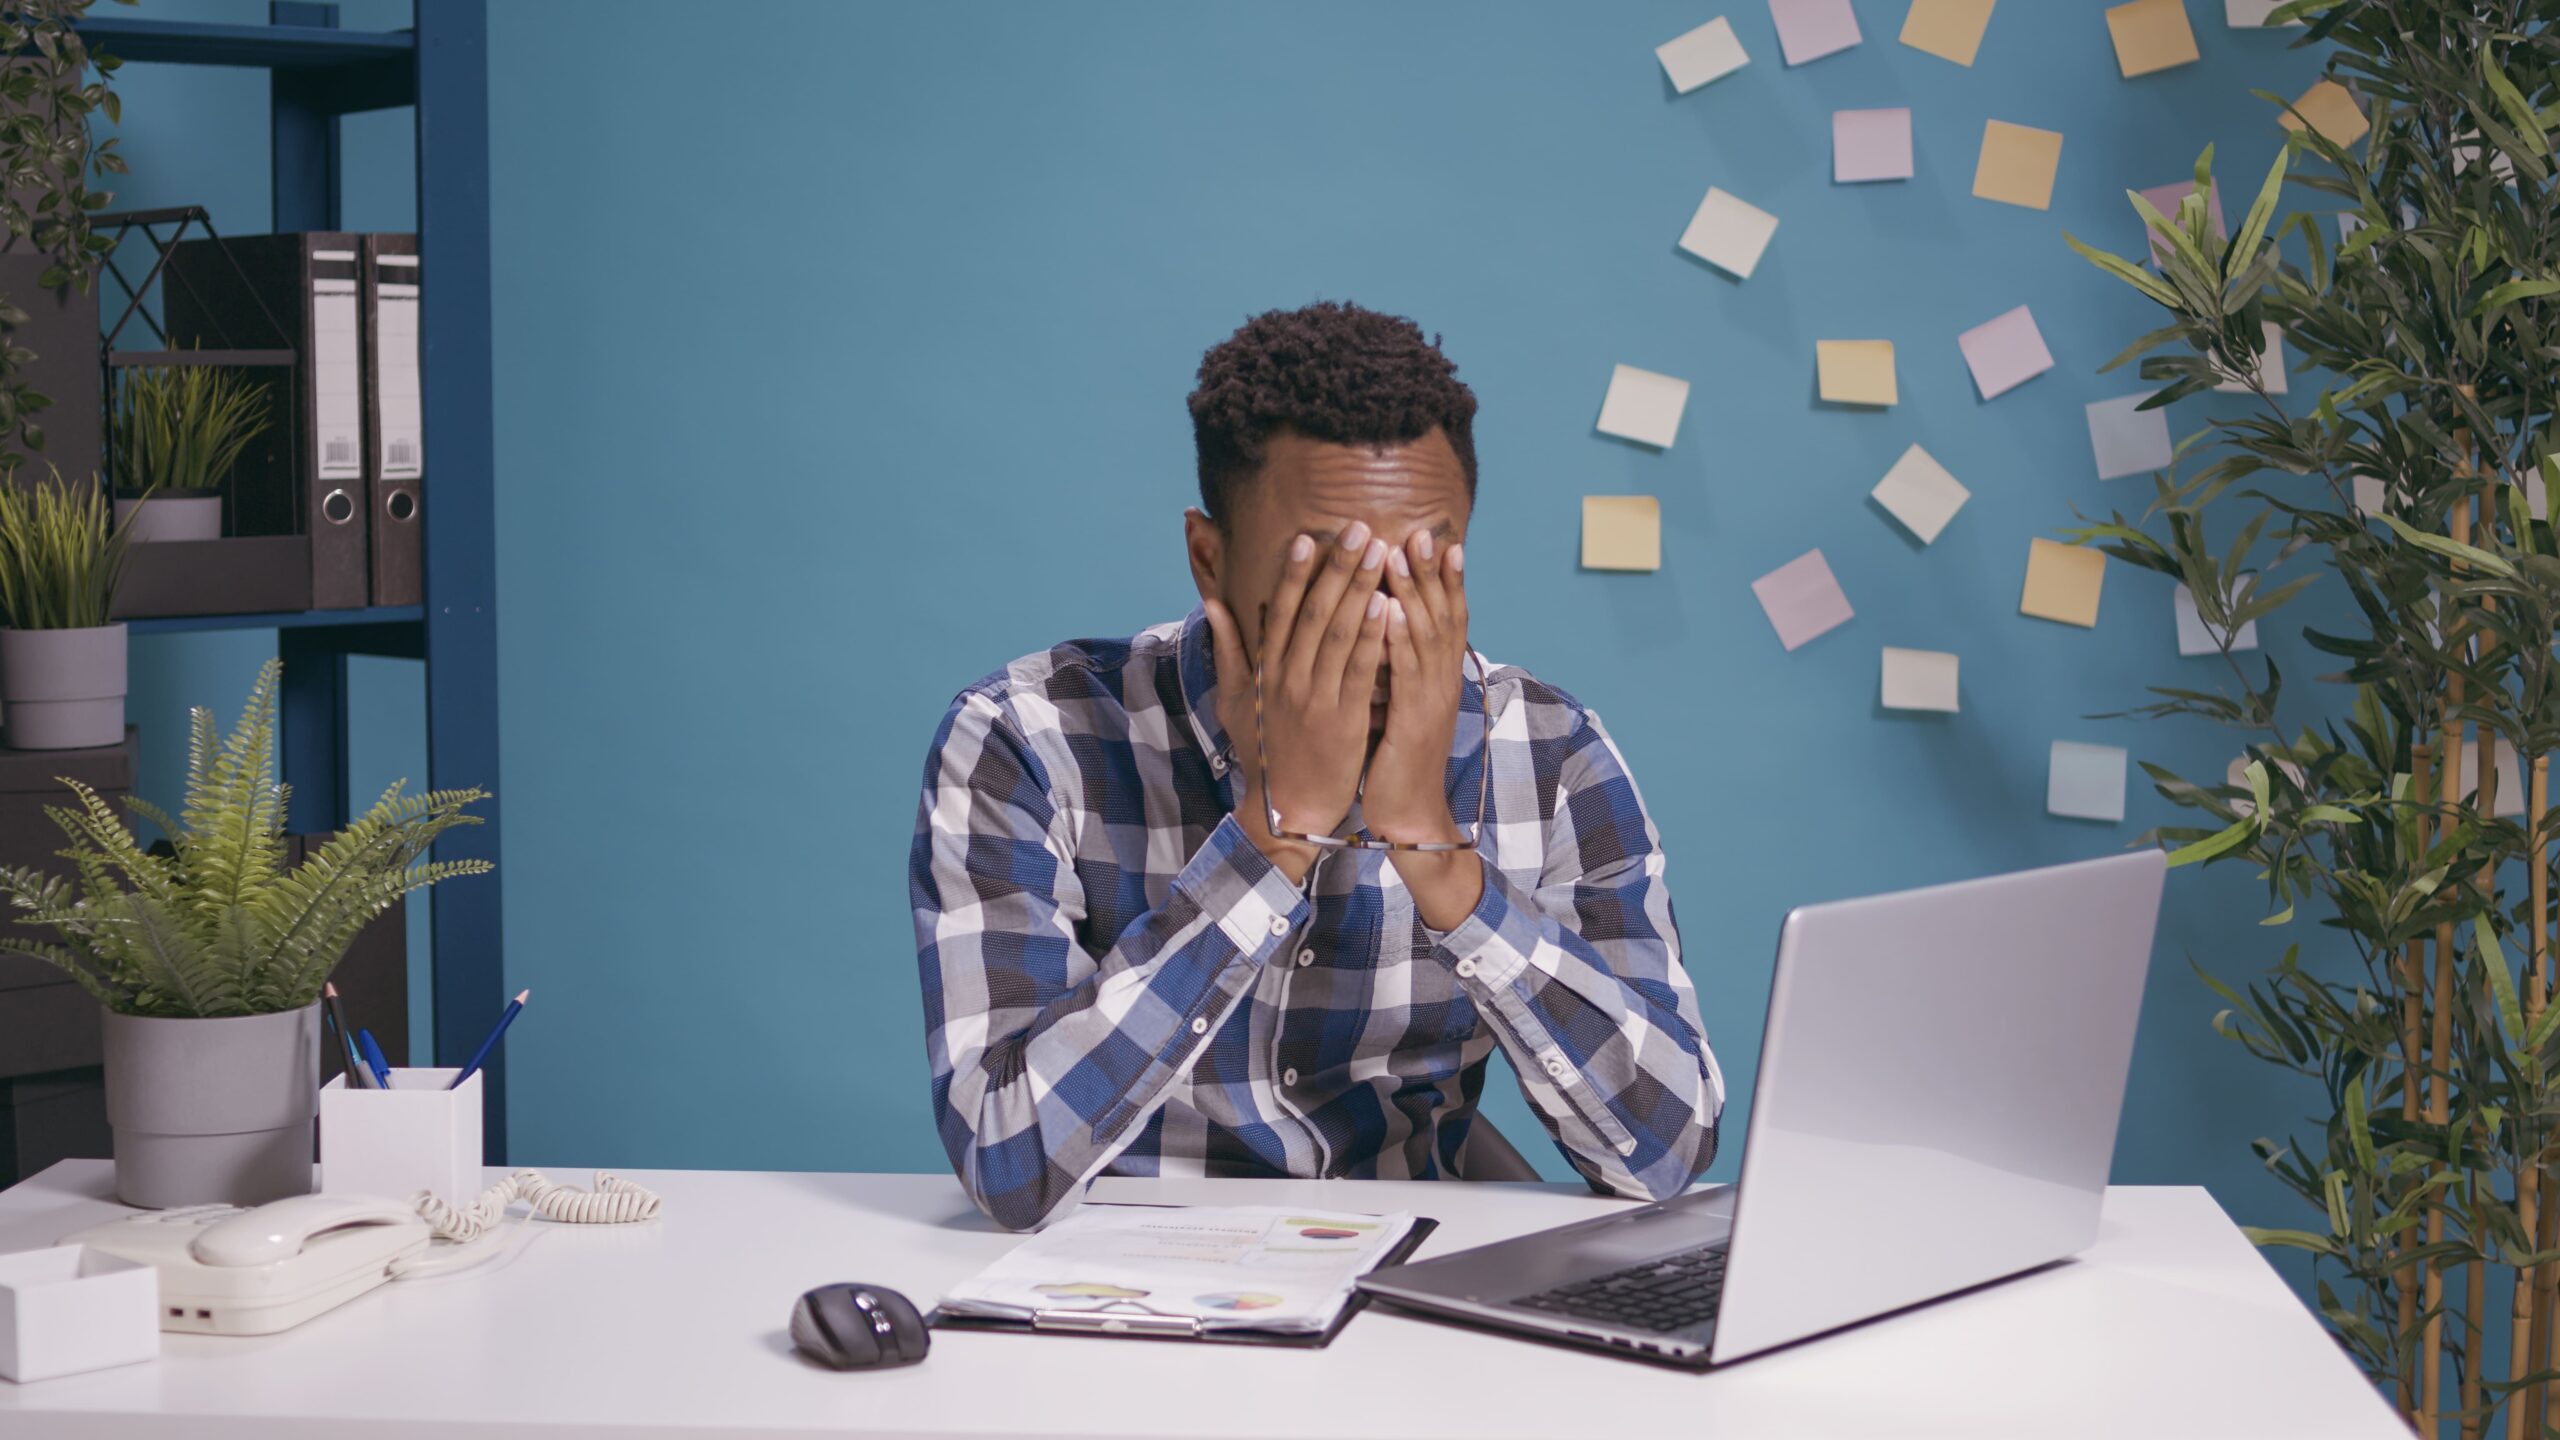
77, 1, 510, 1159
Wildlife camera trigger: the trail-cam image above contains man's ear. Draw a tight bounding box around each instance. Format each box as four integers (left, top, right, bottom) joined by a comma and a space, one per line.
1183, 508, 1223, 602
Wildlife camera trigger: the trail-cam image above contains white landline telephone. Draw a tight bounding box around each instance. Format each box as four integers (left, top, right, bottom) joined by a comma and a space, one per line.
66, 1193, 430, 1337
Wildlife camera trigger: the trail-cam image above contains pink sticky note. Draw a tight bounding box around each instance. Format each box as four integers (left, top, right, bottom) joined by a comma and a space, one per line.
1752, 549, 1855, 651
1834, 107, 1914, 182
1770, 0, 1861, 65
1957, 305, 2055, 400
2136, 179, 2225, 263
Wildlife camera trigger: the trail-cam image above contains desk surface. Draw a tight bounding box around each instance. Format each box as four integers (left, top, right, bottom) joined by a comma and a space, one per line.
0, 1161, 2399, 1440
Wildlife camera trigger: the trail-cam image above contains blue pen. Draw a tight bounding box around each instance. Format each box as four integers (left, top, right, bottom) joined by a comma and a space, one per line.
356, 1029, 393, 1089
448, 989, 531, 1091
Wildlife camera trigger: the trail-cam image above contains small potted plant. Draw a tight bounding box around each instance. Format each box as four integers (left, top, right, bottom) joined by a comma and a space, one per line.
0, 659, 491, 1208
109, 363, 269, 541
0, 470, 140, 749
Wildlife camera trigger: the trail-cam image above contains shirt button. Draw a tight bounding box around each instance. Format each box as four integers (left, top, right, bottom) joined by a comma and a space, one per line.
1190, 1017, 1210, 1036
1455, 958, 1477, 979
1282, 1067, 1299, 1087
1296, 948, 1315, 968
1210, 753, 1229, 775
1544, 1057, 1568, 1078
1268, 914, 1290, 937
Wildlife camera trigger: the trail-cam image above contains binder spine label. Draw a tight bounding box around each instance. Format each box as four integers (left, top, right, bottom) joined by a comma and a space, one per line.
312, 277, 363, 483
378, 284, 423, 480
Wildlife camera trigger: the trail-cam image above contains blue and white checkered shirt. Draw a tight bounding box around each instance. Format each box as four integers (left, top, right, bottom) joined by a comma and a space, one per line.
911, 608, 1724, 1231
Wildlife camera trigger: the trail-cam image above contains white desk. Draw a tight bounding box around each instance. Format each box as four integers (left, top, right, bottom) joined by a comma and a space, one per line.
0, 1161, 2400, 1439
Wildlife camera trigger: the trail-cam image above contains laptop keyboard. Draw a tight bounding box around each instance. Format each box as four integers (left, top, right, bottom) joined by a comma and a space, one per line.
1509, 1244, 1729, 1334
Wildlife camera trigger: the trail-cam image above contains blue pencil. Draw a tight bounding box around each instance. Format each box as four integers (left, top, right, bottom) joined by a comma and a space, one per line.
449, 989, 530, 1090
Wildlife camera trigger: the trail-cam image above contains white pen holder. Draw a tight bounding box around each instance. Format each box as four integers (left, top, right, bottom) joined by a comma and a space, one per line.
320, 1069, 483, 1210
0, 1244, 158, 1383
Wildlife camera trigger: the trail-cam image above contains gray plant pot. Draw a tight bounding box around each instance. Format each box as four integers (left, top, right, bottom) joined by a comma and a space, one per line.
99, 1003, 320, 1209
0, 623, 128, 750
113, 493, 223, 542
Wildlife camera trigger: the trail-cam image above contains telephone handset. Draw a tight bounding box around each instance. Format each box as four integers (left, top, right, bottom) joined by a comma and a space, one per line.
67, 1192, 432, 1336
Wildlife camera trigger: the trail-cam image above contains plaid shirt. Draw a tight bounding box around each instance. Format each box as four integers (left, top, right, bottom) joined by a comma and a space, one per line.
911, 608, 1724, 1231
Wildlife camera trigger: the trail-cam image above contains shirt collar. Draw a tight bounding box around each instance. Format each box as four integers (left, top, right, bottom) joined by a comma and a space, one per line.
1175, 604, 1496, 778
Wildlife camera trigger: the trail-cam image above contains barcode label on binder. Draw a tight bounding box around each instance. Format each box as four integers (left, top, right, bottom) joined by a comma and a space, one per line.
325, 437, 356, 466
388, 438, 417, 468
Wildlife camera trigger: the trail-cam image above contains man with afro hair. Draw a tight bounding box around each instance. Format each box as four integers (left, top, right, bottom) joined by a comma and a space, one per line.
913, 300, 1723, 1231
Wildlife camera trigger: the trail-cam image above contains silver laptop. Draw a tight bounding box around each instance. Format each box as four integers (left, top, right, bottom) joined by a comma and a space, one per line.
1357, 849, 2168, 1367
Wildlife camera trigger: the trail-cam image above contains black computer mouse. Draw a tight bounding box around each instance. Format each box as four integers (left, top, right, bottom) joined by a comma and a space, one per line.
791, 1283, 931, 1370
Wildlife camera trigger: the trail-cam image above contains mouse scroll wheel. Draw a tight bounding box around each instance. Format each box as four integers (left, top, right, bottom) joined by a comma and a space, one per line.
850, 1291, 897, 1336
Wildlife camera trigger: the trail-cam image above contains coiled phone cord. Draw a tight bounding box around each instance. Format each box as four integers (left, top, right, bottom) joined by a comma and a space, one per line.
412, 1169, 664, 1243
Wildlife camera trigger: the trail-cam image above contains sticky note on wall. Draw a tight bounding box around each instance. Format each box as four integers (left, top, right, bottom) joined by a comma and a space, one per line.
1957, 305, 2055, 399
1833, 108, 1914, 182
1752, 549, 1854, 651
2086, 394, 2173, 480
2282, 80, 2369, 146
2174, 583, 2259, 655
2049, 741, 2129, 822
2213, 321, 2289, 394
1871, 445, 1970, 544
2106, 0, 2200, 77
1769, 0, 1861, 65
1817, 340, 1898, 405
2021, 538, 2106, 627
2136, 178, 2225, 262
1657, 17, 1750, 92
1679, 187, 1780, 279
1596, 364, 1691, 448
1881, 647, 1961, 711
1901, 0, 1995, 64
1582, 496, 1662, 571
1973, 120, 2064, 210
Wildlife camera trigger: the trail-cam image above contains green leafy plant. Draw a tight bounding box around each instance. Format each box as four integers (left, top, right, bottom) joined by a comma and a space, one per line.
0, 0, 133, 476
0, 467, 136, 628
110, 362, 269, 497
0, 658, 491, 1018
2057, 3, 2560, 1434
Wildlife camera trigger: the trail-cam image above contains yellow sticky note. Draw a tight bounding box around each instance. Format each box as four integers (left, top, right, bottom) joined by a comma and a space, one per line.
1900, 0, 1994, 65
2105, 0, 2199, 77
1973, 120, 2064, 210
1581, 496, 1661, 572
2021, 538, 2106, 627
2281, 80, 2369, 147
1817, 340, 1897, 406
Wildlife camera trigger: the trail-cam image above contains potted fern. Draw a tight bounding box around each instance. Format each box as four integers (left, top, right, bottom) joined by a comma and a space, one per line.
109, 363, 269, 541
0, 659, 491, 1207
0, 470, 139, 749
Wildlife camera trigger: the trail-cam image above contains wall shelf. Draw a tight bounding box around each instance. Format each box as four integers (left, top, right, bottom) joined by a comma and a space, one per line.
85, 1, 509, 1158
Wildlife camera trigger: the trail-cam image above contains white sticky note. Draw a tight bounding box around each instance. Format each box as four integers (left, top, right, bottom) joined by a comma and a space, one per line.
1957, 305, 2054, 400
1769, 0, 1861, 64
1834, 107, 1914, 183
2460, 736, 2528, 818
1752, 549, 1854, 652
1881, 647, 1960, 712
2173, 583, 2260, 656
1679, 186, 1780, 279
1658, 17, 1751, 92
1871, 444, 1970, 544
2215, 320, 2289, 394
1595, 364, 1691, 449
2226, 0, 2303, 25
2352, 474, 2388, 516
2049, 741, 2129, 822
2087, 394, 2173, 480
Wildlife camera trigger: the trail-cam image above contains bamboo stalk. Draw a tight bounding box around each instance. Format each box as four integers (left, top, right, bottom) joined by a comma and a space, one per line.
2518, 756, 2551, 1440
2469, 486, 2499, 1440
2430, 488, 2475, 1439
2410, 741, 2437, 1425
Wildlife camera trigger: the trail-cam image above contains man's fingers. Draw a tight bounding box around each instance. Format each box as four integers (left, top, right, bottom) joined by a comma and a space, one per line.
1343, 592, 1388, 711
1446, 542, 1469, 640
1385, 598, 1422, 685
1312, 539, 1388, 701
1383, 543, 1441, 646
1406, 529, 1456, 637
1286, 521, 1373, 691
1260, 533, 1319, 677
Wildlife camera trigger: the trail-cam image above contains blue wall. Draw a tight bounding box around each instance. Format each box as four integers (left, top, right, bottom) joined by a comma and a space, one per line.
107, 0, 2349, 1263
477, 0, 2342, 1250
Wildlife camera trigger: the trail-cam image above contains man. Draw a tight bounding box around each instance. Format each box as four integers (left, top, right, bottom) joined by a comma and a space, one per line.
911, 301, 1723, 1231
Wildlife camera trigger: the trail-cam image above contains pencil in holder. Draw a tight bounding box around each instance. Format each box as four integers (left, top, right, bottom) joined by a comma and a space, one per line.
319, 1069, 483, 1210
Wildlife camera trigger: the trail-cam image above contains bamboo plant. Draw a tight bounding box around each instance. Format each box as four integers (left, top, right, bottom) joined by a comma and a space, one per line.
110, 362, 270, 498
2056, 3, 2560, 1434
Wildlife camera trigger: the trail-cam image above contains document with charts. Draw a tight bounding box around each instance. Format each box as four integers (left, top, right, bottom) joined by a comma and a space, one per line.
938, 1205, 1419, 1334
